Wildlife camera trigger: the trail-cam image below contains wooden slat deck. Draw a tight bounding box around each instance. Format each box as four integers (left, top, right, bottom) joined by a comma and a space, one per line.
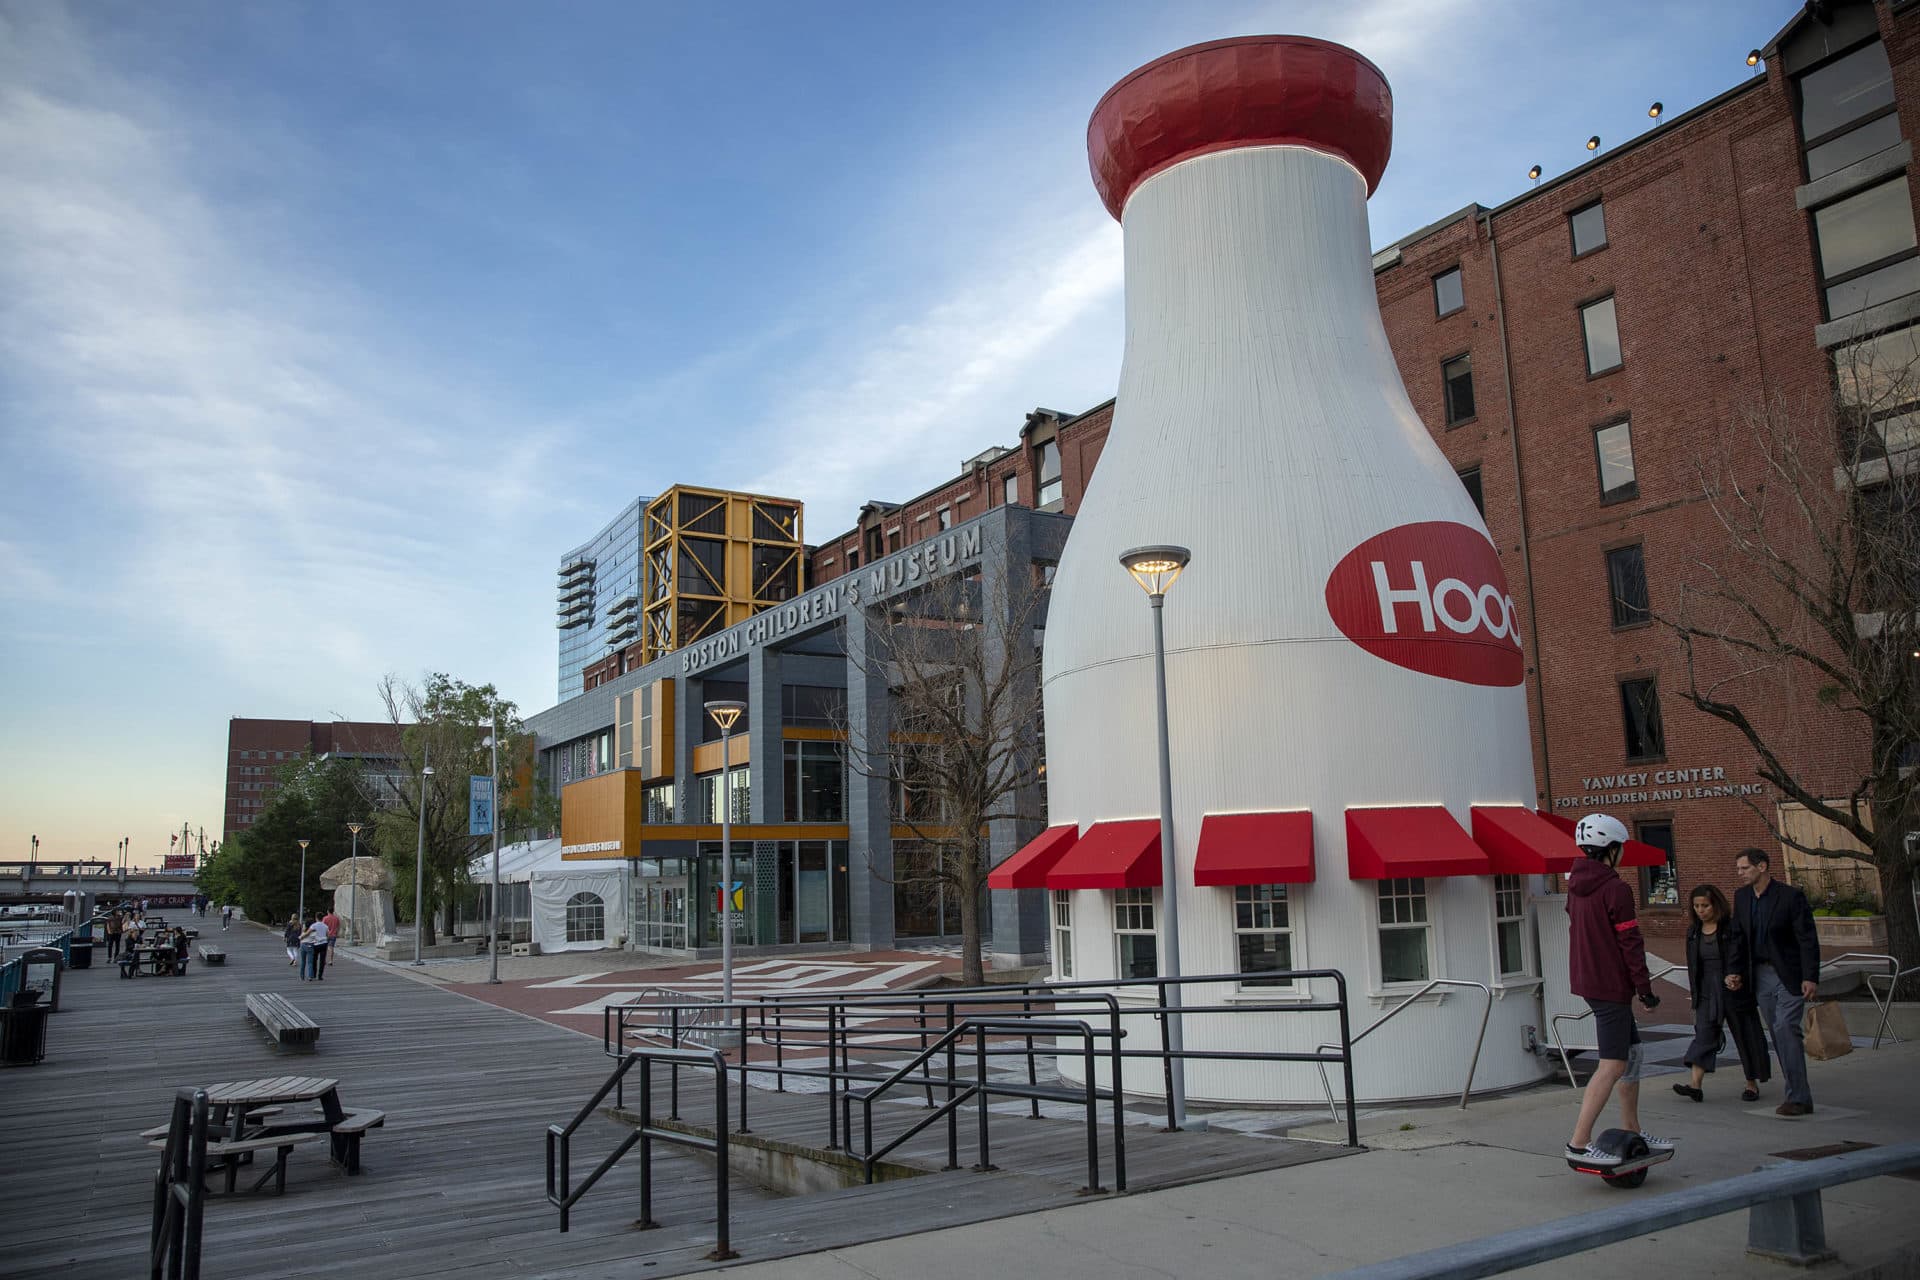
0, 922, 1348, 1278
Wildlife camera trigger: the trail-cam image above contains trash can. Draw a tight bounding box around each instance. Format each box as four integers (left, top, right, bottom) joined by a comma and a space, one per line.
67, 941, 93, 970
0, 990, 50, 1066
19, 947, 63, 1013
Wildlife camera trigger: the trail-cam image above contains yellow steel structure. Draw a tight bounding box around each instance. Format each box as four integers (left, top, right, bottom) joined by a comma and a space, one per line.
641, 485, 805, 666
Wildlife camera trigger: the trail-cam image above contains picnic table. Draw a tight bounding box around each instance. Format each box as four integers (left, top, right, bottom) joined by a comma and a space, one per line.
119, 944, 186, 977
204, 1075, 385, 1174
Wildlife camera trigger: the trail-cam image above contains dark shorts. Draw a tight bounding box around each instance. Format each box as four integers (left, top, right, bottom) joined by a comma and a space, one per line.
1589, 999, 1642, 1063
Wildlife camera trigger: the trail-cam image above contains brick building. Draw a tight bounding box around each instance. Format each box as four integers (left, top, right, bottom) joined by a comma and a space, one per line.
222, 718, 405, 846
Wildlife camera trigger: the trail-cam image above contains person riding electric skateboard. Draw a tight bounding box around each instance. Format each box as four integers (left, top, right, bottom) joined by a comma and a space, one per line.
1565, 813, 1676, 1166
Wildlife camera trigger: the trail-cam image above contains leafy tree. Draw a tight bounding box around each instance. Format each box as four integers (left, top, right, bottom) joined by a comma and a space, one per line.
220, 756, 375, 925
375, 673, 536, 946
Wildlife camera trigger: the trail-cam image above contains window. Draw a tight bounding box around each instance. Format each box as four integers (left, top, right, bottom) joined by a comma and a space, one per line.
1036, 439, 1063, 507
565, 892, 606, 943
1569, 201, 1607, 257
1233, 884, 1294, 988
1581, 296, 1622, 374
783, 740, 845, 822
1637, 820, 1678, 907
1593, 419, 1637, 504
1494, 875, 1528, 977
1605, 544, 1650, 628
1619, 677, 1666, 761
642, 782, 675, 825
1459, 468, 1489, 518
1377, 878, 1430, 985
1113, 888, 1158, 979
1433, 267, 1464, 317
1052, 890, 1073, 980
1003, 473, 1019, 506
782, 684, 845, 728
1835, 325, 1920, 457
937, 507, 952, 530
1442, 352, 1476, 425
1812, 176, 1920, 320
699, 767, 750, 823
1797, 40, 1897, 181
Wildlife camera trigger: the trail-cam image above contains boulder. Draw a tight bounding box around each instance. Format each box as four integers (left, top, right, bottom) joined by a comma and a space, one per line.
319, 856, 394, 892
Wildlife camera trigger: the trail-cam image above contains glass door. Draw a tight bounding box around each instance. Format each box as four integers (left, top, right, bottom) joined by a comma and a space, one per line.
639, 876, 689, 950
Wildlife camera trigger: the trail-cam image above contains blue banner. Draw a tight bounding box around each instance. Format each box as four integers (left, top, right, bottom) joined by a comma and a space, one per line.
469, 776, 494, 836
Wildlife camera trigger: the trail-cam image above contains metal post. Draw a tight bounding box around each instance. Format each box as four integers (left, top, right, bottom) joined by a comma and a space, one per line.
1148, 593, 1190, 1130
296, 839, 309, 922
636, 1055, 656, 1230
413, 746, 432, 966
710, 1057, 738, 1262
720, 723, 734, 1005
346, 824, 362, 946
488, 709, 502, 985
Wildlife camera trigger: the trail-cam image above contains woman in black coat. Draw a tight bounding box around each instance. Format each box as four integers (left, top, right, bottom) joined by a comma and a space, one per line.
1675, 883, 1771, 1102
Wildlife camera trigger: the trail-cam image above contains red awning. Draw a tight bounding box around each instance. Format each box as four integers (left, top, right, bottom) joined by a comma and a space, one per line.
987, 825, 1081, 890
1471, 806, 1578, 874
1045, 820, 1161, 889
1346, 807, 1491, 879
1194, 812, 1314, 886
1540, 811, 1668, 868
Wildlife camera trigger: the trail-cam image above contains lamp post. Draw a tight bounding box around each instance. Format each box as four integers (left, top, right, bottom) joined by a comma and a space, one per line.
485, 707, 502, 986
346, 823, 364, 946
705, 699, 747, 1005
28, 834, 37, 880
296, 839, 310, 921
414, 748, 434, 967
1119, 544, 1194, 1131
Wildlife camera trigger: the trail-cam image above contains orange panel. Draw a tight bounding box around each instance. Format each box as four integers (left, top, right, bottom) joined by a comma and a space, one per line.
692, 736, 752, 775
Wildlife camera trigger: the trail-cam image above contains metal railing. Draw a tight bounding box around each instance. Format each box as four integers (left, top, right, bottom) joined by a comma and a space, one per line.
1829, 952, 1916, 1048
545, 1046, 739, 1261
1547, 961, 1682, 1087
1326, 1141, 1920, 1277
149, 1087, 211, 1280
1313, 978, 1493, 1123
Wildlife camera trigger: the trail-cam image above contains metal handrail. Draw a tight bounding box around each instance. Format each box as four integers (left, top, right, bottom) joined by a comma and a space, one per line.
1327, 1141, 1920, 1277
1828, 952, 1912, 1049
149, 1088, 210, 1280
1312, 978, 1492, 1124
1547, 961, 1682, 1088
546, 1046, 738, 1261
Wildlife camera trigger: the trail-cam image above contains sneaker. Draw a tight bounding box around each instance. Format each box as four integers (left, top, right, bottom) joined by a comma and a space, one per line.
1776, 1101, 1813, 1117
1566, 1142, 1623, 1167
1671, 1083, 1703, 1102
1638, 1132, 1676, 1152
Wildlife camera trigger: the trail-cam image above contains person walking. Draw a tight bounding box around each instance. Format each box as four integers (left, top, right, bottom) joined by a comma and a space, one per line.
1564, 813, 1675, 1166
308, 914, 331, 981
104, 910, 123, 962
1673, 883, 1770, 1103
221, 904, 233, 931
284, 916, 301, 967
297, 915, 321, 981
1734, 848, 1821, 1116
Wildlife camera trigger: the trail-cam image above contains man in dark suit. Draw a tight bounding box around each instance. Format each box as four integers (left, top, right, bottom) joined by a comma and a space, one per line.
1733, 848, 1821, 1115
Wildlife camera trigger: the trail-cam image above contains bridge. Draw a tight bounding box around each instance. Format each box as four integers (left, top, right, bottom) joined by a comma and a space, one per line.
0, 860, 201, 902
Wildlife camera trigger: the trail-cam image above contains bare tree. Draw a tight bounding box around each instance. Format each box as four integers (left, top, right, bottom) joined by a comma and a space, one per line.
1657, 334, 1920, 989
837, 568, 1049, 986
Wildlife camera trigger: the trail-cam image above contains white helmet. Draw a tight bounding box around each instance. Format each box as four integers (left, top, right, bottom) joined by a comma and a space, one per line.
1574, 813, 1630, 856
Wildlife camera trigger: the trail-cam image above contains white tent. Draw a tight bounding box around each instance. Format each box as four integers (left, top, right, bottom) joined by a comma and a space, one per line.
469, 839, 626, 954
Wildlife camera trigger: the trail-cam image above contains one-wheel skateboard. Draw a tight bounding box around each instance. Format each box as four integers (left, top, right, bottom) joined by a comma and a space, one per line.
1567, 1128, 1673, 1189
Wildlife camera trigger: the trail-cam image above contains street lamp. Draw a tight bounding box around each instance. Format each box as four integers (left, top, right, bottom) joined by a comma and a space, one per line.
29, 834, 37, 877
346, 823, 365, 946
296, 839, 310, 920
1119, 544, 1196, 1131
705, 699, 747, 1005
484, 707, 503, 986
414, 748, 434, 967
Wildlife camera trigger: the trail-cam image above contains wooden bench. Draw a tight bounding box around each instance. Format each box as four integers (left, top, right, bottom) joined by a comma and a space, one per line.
329, 1108, 386, 1174
144, 1131, 323, 1195
245, 992, 320, 1049
197, 944, 226, 965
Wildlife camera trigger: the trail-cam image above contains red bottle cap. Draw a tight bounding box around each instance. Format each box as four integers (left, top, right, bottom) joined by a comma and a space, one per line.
1088, 35, 1393, 221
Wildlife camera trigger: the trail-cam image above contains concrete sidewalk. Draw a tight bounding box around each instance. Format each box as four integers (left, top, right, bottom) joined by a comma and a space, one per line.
712, 1039, 1920, 1279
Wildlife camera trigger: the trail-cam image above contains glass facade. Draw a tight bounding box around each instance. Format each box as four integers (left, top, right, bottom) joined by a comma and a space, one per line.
557, 497, 648, 702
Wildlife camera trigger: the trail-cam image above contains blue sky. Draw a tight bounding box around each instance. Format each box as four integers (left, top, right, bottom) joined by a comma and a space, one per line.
0, 0, 1796, 861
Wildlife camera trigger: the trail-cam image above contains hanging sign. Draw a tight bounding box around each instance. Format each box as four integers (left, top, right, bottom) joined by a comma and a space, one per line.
469, 776, 495, 836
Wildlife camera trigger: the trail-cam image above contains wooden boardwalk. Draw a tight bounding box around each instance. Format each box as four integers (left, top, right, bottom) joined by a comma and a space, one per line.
0, 923, 1347, 1278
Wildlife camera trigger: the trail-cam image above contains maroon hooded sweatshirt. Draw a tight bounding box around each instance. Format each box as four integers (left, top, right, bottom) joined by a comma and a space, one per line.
1566, 857, 1653, 1003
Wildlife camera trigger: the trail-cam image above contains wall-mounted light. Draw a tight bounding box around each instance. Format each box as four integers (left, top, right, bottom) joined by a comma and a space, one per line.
1648, 102, 1663, 120
1747, 49, 1762, 68
1586, 135, 1601, 152
1528, 164, 1543, 181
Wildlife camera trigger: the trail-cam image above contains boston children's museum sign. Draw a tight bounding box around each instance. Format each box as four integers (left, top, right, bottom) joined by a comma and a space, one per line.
682, 524, 985, 674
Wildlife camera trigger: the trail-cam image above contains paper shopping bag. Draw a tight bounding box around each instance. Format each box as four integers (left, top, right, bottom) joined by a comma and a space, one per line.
1803, 999, 1853, 1061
